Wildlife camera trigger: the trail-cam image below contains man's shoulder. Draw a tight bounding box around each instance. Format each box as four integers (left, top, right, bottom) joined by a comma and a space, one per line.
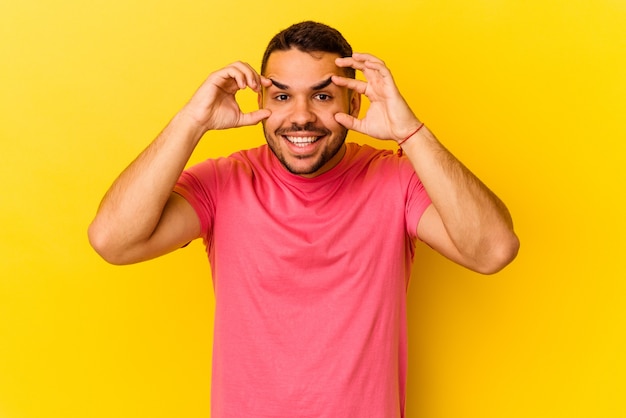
228, 144, 271, 164
197, 144, 270, 171
342, 142, 419, 187
182, 145, 270, 184
345, 142, 403, 168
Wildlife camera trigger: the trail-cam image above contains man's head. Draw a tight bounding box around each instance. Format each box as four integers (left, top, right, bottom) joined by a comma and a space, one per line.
259, 22, 360, 178
261, 21, 356, 80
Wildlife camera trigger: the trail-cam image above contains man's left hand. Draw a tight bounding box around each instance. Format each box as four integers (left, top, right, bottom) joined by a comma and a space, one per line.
333, 53, 422, 143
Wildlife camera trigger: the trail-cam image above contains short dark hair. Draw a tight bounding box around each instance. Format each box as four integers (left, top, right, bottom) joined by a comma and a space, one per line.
261, 21, 355, 78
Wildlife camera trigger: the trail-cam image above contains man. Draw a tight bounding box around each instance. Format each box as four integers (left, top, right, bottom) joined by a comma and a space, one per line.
89, 21, 519, 418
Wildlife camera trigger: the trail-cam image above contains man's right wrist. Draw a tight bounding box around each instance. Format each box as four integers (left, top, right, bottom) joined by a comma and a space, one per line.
174, 109, 209, 143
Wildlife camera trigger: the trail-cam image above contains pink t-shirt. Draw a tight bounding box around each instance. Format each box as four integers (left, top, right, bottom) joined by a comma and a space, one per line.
174, 143, 431, 418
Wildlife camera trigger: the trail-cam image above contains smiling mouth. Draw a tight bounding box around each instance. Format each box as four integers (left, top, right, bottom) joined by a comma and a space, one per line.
284, 135, 323, 148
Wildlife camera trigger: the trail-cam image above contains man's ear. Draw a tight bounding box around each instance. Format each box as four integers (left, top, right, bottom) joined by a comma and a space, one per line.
349, 90, 361, 118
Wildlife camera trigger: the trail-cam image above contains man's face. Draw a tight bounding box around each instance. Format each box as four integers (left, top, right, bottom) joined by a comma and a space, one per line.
260, 48, 360, 178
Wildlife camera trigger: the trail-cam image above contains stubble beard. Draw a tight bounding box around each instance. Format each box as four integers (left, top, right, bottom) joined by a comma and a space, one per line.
263, 123, 348, 177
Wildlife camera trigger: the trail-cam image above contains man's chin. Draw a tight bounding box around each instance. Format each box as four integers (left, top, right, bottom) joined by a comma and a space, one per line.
280, 157, 324, 177
264, 129, 348, 177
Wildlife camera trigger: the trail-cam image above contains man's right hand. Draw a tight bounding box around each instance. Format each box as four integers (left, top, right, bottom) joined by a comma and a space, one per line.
89, 61, 272, 265
180, 62, 272, 133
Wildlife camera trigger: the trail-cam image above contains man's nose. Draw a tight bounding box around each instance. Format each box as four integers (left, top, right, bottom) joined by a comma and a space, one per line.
289, 98, 317, 126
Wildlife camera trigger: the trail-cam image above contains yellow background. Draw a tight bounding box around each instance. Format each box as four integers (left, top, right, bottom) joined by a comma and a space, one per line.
1, 0, 625, 417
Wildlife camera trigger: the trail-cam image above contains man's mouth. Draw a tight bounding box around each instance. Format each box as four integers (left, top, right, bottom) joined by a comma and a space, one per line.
284, 136, 322, 148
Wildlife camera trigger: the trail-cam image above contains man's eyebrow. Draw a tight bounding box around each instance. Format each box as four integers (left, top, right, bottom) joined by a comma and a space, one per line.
310, 77, 333, 91
270, 79, 289, 90
269, 77, 334, 91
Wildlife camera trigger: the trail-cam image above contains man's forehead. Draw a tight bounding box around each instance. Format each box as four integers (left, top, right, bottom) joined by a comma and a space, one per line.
265, 48, 341, 63
264, 49, 343, 76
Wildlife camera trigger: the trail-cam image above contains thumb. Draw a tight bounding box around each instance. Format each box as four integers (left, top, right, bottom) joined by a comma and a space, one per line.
239, 109, 272, 127
334, 112, 363, 133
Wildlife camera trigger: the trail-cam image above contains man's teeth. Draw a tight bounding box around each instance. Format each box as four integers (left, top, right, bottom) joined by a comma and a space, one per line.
285, 136, 319, 147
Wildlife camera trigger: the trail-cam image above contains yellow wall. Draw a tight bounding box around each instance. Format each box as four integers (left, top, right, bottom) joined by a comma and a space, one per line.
1, 0, 624, 417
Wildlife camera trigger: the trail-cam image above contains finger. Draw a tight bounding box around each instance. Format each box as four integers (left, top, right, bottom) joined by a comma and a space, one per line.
336, 53, 384, 69
332, 75, 368, 94
228, 61, 263, 91
352, 52, 385, 65
335, 56, 367, 72
361, 60, 393, 78
239, 108, 272, 127
347, 55, 392, 80
335, 56, 392, 81
260, 75, 273, 88
239, 62, 264, 92
334, 112, 363, 133
217, 67, 248, 92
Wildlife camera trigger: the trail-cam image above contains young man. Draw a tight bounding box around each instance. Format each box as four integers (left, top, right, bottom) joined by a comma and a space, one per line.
89, 21, 519, 418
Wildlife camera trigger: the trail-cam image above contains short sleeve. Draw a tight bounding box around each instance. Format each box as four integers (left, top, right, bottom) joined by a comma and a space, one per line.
173, 160, 222, 241
400, 158, 432, 240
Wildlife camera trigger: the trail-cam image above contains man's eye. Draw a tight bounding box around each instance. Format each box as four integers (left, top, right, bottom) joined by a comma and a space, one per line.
315, 93, 332, 101
275, 94, 289, 101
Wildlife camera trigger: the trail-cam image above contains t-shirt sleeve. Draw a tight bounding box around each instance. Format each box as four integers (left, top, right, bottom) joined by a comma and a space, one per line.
401, 160, 432, 241
173, 160, 221, 241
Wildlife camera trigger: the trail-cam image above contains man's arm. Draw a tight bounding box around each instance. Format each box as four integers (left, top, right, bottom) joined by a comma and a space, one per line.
405, 126, 518, 274
88, 62, 271, 265
334, 53, 519, 274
